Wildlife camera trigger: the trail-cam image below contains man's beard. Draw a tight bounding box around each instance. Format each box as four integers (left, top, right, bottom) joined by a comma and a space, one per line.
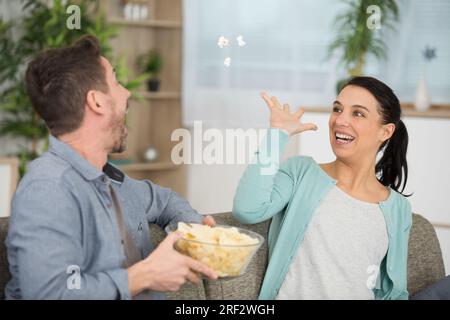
112, 122, 128, 153
110, 107, 128, 154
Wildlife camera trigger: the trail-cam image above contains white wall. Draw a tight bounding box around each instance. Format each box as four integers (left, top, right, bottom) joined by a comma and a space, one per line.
186, 115, 450, 275
0, 163, 13, 217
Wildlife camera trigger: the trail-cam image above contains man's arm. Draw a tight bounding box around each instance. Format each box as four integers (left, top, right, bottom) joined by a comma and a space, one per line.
141, 179, 204, 228
6, 179, 131, 299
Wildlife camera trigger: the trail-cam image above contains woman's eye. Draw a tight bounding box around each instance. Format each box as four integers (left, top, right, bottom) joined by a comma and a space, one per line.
332, 106, 341, 113
354, 111, 365, 117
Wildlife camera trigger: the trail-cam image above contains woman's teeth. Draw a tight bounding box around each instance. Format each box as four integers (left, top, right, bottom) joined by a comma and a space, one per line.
335, 133, 355, 144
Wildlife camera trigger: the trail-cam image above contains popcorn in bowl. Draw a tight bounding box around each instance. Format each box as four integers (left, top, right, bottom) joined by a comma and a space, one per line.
165, 222, 264, 278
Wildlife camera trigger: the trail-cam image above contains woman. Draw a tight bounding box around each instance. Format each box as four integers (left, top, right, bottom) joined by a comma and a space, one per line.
233, 76, 412, 300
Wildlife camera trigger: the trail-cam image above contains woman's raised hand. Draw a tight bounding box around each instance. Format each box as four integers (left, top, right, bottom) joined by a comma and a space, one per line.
261, 92, 318, 136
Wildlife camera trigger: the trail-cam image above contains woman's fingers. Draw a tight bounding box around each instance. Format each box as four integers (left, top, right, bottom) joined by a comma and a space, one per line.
294, 107, 305, 118
302, 123, 318, 131
260, 92, 274, 109
270, 96, 282, 109
261, 92, 292, 113
202, 215, 216, 227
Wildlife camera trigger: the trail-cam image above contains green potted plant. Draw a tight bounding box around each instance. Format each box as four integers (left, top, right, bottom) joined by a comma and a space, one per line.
327, 0, 400, 93
0, 0, 145, 176
138, 49, 163, 92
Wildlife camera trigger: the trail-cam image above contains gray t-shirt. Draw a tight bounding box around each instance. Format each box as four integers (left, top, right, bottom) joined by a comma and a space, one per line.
276, 186, 388, 300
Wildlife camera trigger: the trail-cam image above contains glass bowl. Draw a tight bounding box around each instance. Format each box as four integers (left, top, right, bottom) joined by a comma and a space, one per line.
165, 223, 264, 279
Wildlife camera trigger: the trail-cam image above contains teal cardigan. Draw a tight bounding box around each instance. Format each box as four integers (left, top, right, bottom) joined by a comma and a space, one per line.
233, 129, 412, 300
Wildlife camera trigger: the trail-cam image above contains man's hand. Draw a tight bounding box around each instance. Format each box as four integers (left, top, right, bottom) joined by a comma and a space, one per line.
261, 92, 318, 136
127, 232, 218, 297
202, 215, 216, 227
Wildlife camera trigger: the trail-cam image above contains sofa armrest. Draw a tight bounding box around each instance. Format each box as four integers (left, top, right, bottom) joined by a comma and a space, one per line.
407, 213, 446, 296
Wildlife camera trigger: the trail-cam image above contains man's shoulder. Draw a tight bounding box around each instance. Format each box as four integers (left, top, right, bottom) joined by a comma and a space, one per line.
17, 151, 75, 192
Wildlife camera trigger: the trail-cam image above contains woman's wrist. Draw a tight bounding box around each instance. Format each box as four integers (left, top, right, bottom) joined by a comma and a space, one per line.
279, 128, 291, 136
270, 125, 291, 137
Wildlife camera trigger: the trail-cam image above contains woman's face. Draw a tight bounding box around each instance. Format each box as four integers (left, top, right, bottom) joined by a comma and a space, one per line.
328, 85, 394, 162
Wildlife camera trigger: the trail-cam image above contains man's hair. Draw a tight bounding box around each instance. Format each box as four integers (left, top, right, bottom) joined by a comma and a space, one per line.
25, 35, 108, 136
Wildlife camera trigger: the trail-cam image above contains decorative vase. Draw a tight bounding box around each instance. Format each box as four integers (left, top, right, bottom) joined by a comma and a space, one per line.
414, 68, 431, 112
147, 78, 160, 92
143, 146, 159, 162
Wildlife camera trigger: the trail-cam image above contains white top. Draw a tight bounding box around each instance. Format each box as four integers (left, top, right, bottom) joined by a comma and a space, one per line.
276, 186, 388, 300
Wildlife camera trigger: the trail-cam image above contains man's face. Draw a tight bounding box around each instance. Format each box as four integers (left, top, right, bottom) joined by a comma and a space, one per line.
100, 56, 131, 153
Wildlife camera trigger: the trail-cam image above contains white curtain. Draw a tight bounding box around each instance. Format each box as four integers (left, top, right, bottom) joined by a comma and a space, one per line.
182, 0, 450, 129
379, 0, 450, 103
182, 0, 345, 128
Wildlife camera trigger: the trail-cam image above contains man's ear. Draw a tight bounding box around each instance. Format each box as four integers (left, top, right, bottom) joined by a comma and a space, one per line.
380, 123, 395, 143
86, 90, 106, 115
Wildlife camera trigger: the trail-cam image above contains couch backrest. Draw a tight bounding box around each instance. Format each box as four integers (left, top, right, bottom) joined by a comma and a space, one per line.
407, 214, 446, 295
0, 213, 445, 299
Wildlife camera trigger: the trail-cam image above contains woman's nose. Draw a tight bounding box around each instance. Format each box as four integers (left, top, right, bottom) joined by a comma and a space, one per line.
335, 112, 350, 126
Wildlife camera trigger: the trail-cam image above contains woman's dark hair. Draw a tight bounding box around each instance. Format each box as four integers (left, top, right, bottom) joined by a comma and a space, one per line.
342, 76, 410, 196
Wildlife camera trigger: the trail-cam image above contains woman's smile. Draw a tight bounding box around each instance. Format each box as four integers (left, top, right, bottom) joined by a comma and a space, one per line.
334, 130, 356, 146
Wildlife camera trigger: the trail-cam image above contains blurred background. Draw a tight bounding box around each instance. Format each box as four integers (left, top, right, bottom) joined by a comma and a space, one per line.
0, 0, 449, 274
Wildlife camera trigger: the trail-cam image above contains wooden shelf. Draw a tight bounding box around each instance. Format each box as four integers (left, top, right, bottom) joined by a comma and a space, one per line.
118, 162, 179, 172
302, 103, 450, 119
109, 18, 182, 29
400, 103, 450, 119
138, 91, 181, 100
432, 222, 450, 230
102, 0, 187, 196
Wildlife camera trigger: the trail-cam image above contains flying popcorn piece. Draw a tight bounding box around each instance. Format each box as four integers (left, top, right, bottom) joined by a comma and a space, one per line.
236, 35, 246, 47
224, 57, 231, 67
217, 36, 229, 48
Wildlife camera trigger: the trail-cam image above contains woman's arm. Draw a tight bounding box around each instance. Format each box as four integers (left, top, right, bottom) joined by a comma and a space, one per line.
233, 129, 293, 223
232, 93, 317, 224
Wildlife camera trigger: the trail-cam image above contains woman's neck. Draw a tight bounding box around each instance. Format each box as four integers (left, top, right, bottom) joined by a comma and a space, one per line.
323, 157, 380, 193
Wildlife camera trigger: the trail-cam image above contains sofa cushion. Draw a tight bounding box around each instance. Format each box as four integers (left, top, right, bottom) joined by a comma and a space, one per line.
411, 275, 450, 299
407, 214, 446, 296
0, 212, 446, 299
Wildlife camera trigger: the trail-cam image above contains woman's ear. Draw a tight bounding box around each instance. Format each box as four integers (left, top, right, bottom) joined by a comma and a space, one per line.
380, 123, 396, 143
86, 90, 106, 115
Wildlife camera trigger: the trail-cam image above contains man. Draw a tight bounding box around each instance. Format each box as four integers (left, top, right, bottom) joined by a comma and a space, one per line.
5, 35, 217, 299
